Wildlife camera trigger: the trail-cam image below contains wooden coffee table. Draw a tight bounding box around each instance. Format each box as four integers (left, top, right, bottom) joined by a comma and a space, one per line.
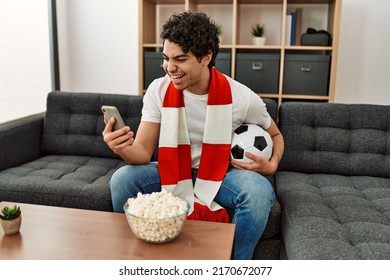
0, 201, 235, 260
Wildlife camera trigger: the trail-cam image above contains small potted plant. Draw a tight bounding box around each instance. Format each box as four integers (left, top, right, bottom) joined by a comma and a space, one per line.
251, 23, 266, 45
0, 204, 22, 235
215, 23, 223, 43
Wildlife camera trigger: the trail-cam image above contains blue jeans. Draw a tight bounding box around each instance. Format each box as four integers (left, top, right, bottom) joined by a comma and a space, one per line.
109, 162, 275, 260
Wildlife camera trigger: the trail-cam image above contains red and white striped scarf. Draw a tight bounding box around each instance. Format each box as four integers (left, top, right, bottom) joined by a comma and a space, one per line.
158, 68, 231, 223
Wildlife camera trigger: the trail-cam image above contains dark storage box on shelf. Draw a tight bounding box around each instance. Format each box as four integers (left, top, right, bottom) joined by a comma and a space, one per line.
215, 52, 231, 76
235, 53, 280, 94
283, 54, 330, 96
144, 51, 166, 89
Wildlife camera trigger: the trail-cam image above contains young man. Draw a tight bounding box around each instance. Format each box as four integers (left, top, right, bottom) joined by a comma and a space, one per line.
103, 11, 284, 259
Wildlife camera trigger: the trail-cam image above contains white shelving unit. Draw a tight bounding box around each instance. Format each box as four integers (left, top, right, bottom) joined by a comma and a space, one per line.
138, 0, 342, 106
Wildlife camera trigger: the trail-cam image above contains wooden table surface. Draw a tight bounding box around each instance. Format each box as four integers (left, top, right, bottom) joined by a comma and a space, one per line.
0, 201, 235, 260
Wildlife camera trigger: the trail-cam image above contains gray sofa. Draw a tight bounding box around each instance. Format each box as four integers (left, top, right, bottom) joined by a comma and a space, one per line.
2, 91, 389, 259
276, 102, 390, 259
0, 91, 282, 260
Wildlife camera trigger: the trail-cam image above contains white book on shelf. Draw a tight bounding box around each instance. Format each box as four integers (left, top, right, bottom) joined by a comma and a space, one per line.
285, 14, 292, 46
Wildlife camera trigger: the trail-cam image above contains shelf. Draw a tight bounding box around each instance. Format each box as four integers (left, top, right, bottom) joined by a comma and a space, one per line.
287, 0, 335, 4
236, 45, 282, 50
143, 0, 184, 4
284, 46, 333, 51
143, 44, 333, 51
238, 0, 283, 4
143, 43, 163, 48
281, 94, 330, 100
195, 0, 234, 3
258, 93, 280, 99
139, 0, 342, 105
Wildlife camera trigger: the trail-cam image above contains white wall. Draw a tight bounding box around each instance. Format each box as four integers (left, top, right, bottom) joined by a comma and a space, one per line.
56, 0, 138, 95
335, 0, 390, 105
0, 0, 51, 123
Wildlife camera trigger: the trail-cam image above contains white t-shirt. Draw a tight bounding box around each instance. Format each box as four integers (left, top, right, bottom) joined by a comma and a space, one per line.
142, 72, 271, 168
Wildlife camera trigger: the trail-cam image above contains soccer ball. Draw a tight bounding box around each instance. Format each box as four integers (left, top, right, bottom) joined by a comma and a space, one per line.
231, 124, 273, 162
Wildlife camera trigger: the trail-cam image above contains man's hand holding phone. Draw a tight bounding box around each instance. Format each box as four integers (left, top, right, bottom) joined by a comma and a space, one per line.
101, 106, 134, 154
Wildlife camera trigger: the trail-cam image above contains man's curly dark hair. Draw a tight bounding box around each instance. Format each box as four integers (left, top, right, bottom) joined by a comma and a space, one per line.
160, 11, 220, 69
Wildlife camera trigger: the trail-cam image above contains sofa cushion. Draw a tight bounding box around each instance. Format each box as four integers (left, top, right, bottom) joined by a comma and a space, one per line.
0, 155, 125, 211
262, 98, 277, 122
41, 91, 145, 159
276, 171, 390, 259
261, 194, 281, 239
278, 102, 390, 177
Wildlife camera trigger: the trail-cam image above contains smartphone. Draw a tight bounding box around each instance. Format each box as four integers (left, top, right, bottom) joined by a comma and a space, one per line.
101, 105, 126, 131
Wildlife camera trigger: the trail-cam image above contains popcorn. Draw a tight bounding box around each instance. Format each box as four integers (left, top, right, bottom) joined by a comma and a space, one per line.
124, 190, 189, 243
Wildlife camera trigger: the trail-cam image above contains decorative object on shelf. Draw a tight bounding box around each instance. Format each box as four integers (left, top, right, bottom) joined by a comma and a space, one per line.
215, 23, 223, 43
251, 23, 266, 45
301, 27, 331, 46
0, 204, 22, 235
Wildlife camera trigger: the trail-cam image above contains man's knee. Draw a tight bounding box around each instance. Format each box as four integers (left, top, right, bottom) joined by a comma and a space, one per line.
110, 165, 132, 189
244, 174, 275, 208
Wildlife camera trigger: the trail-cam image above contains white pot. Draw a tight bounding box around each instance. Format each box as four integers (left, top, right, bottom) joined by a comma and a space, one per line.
1, 216, 21, 235
252, 37, 266, 46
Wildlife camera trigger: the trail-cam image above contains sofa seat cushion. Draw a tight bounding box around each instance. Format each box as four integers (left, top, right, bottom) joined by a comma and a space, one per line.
0, 155, 125, 211
276, 171, 390, 259
261, 195, 281, 240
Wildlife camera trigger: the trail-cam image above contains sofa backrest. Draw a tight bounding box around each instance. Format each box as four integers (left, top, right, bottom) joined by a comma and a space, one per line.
263, 98, 278, 123
41, 91, 146, 159
41, 91, 278, 161
278, 102, 390, 177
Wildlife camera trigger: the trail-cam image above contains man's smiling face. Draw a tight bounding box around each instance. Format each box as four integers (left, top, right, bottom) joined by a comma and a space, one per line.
162, 40, 211, 94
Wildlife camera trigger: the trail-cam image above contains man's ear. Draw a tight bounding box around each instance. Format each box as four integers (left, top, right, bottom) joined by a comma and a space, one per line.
202, 52, 212, 66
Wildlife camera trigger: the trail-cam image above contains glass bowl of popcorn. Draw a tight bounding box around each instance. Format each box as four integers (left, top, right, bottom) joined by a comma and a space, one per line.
123, 190, 190, 243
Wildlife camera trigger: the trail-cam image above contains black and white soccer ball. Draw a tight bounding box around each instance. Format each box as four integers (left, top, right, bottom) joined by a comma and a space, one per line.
231, 124, 273, 163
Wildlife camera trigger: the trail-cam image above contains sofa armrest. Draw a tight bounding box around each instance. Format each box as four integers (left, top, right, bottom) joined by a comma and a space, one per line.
0, 113, 44, 171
